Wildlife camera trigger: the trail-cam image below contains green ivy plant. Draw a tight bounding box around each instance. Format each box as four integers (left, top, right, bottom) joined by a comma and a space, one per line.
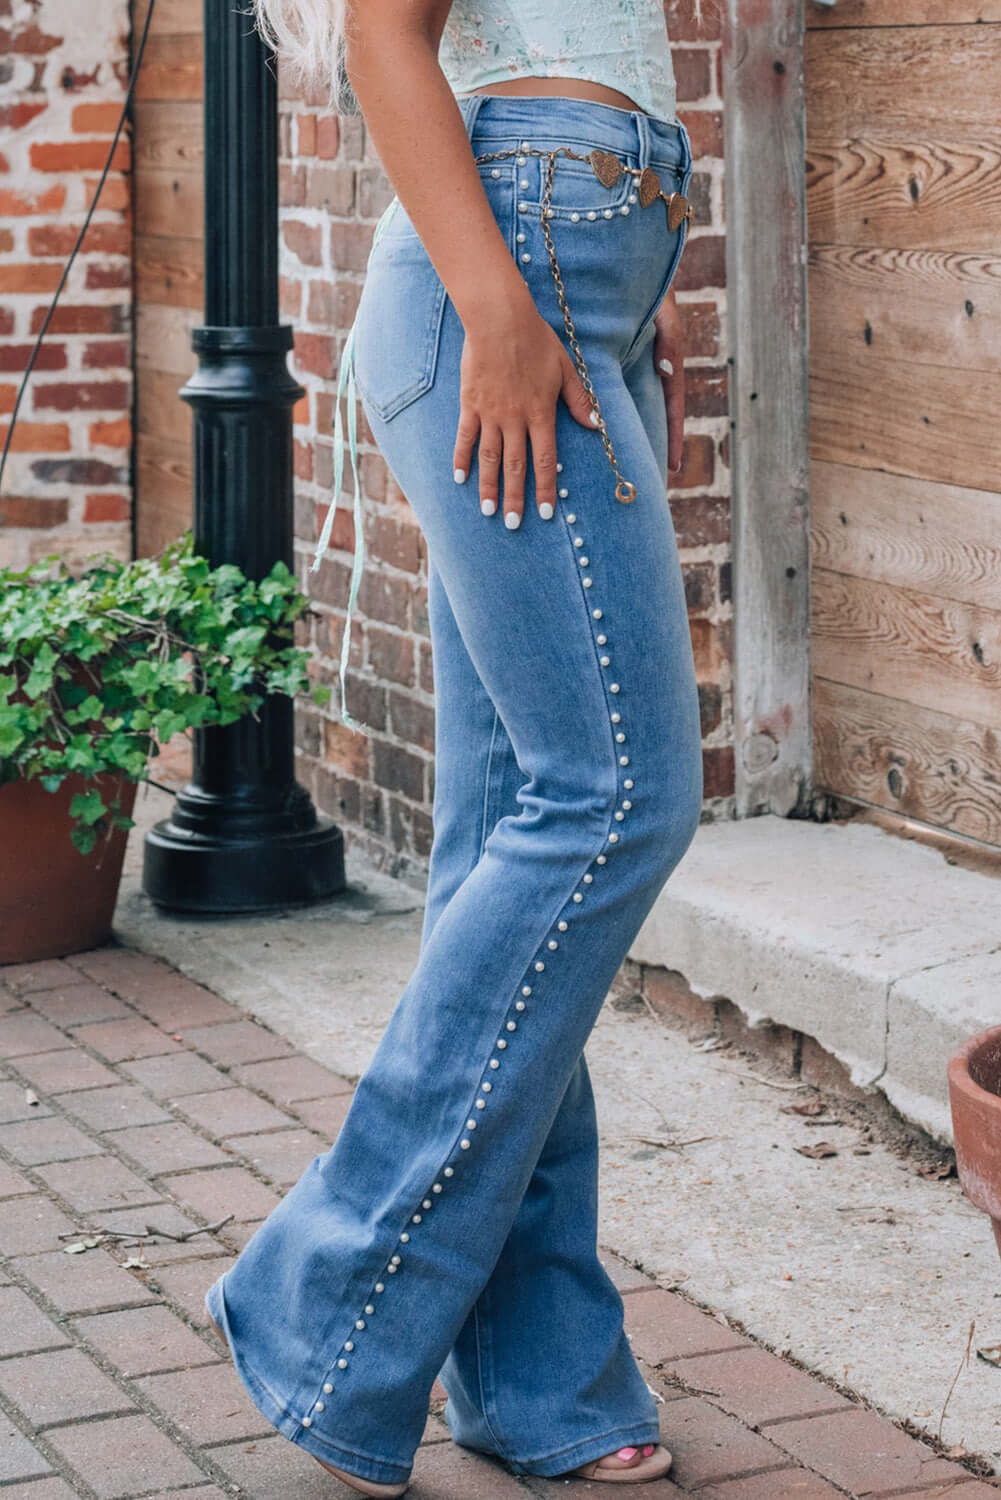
0, 532, 329, 854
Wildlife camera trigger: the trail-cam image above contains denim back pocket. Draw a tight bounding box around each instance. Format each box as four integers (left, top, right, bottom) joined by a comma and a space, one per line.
542, 151, 636, 221
353, 204, 449, 423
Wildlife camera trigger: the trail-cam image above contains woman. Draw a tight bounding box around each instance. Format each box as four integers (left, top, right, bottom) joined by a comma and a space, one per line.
205, 1, 704, 1494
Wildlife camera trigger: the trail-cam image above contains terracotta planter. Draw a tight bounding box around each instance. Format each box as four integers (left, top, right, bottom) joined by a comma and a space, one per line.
0, 773, 138, 964
948, 1025, 1001, 1264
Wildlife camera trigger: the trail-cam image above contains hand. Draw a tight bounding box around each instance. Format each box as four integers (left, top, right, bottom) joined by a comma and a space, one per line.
452, 297, 597, 530
653, 290, 685, 478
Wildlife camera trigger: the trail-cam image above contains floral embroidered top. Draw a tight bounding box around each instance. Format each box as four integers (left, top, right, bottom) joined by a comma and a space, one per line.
438, 0, 678, 124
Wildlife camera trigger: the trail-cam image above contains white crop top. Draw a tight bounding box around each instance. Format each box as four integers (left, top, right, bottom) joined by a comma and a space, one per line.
438, 0, 679, 124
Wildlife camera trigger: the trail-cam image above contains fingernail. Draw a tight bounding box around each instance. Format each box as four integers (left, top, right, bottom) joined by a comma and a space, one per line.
642, 1446, 655, 1457
480, 498, 496, 516
454, 467, 466, 484
589, 410, 600, 426
504, 509, 521, 529
659, 358, 673, 375
539, 502, 554, 520
616, 1448, 638, 1461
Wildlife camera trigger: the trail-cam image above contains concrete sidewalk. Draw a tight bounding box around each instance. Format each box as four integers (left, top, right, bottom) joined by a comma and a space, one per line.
1, 943, 998, 1500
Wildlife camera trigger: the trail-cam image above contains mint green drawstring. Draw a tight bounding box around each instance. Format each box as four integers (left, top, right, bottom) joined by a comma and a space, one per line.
310, 197, 399, 731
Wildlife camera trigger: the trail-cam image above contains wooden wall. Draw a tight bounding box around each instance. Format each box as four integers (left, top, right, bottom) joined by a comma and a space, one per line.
131, 0, 203, 556
805, 0, 1001, 848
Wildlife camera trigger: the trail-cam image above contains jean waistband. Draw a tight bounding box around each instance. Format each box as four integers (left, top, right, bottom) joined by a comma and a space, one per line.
457, 93, 691, 176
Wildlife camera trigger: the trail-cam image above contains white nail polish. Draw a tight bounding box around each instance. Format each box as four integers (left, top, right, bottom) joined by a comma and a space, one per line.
504, 509, 521, 529
589, 410, 600, 426
659, 358, 673, 375
481, 498, 496, 516
454, 467, 467, 484
539, 502, 554, 520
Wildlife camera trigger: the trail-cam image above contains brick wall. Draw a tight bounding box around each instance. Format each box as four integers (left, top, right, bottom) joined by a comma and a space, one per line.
281, 5, 733, 880
0, 0, 132, 572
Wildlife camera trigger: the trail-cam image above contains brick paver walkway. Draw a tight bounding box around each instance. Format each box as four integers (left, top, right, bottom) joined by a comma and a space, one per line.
1, 946, 996, 1500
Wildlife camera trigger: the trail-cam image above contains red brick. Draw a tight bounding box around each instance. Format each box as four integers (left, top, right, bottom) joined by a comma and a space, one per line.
0, 494, 69, 526
642, 964, 716, 1034
151, 1256, 237, 1326
406, 1440, 542, 1497
0, 1426, 51, 1483
0, 420, 71, 452
0, 261, 63, 293
0, 1013, 74, 1058
35, 1154, 164, 1212
182, 1019, 296, 1067
0, 1286, 71, 1356
86, 260, 132, 290
290, 1092, 353, 1139
104, 1121, 230, 1175
0, 1197, 77, 1257
0, 1081, 53, 1124
26, 982, 130, 1025
0, 1115, 102, 1166
33, 380, 129, 412
67, 1016, 180, 1063
160, 1165, 281, 1224
59, 1084, 171, 1131
317, 115, 339, 158
0, 184, 65, 216
225, 1127, 327, 1187
0, 341, 67, 371
175, 1086, 296, 1138
83, 339, 130, 369
30, 140, 130, 173
89, 421, 131, 453
14, 1247, 160, 1315
14, 1047, 120, 1094
663, 1348, 851, 1428
703, 745, 735, 799
283, 217, 323, 266
597, 1246, 657, 1294
700, 1473, 844, 1500
29, 304, 125, 336
136, 1363, 273, 1444
655, 1396, 789, 1489
0, 101, 48, 130
232, 1055, 352, 1104
28, 220, 129, 256
306, 162, 355, 214
44, 1412, 207, 1496
671, 494, 729, 547
72, 101, 127, 133
296, 112, 317, 156
119, 980, 237, 1033
624, 1289, 750, 1364
120, 1051, 235, 1098
764, 1409, 968, 1496
84, 492, 130, 523
73, 1304, 219, 1377
294, 329, 337, 378
0, 1347, 134, 1427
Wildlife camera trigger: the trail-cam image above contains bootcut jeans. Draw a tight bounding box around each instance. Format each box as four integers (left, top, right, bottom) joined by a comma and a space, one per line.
205, 93, 702, 1487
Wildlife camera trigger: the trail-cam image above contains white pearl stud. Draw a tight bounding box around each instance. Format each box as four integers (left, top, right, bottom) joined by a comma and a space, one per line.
302, 1416, 312, 1426
573, 892, 583, 903
571, 212, 580, 222
324, 1382, 334, 1393
461, 1138, 471, 1149
315, 1401, 325, 1412
609, 683, 620, 693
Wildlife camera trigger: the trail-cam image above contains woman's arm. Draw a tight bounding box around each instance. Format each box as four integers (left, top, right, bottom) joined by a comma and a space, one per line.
345, 0, 595, 529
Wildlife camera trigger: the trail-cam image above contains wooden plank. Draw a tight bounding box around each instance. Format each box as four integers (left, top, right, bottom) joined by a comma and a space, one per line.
806, 138, 1001, 251
806, 25, 1001, 141
807, 245, 1001, 374
809, 349, 1001, 495
133, 0, 201, 34
134, 167, 204, 241
808, 1, 1001, 28
811, 461, 1001, 613
136, 233, 203, 310
131, 99, 202, 174
813, 677, 1001, 847
723, 0, 811, 815
135, 434, 192, 557
811, 568, 1001, 730
133, 32, 203, 101
135, 366, 192, 445
136, 303, 200, 377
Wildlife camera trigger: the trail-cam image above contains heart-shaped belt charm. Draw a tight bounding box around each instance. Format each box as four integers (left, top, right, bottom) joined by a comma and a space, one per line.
588, 149, 692, 232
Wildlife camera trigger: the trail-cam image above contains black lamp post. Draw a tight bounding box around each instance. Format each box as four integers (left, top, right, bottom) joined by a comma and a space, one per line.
142, 0, 345, 912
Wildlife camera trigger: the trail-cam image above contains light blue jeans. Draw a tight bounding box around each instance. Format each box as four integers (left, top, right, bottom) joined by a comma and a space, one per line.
205, 94, 701, 1487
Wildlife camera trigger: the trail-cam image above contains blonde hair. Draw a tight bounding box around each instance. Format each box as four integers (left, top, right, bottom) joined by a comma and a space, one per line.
247, 0, 348, 102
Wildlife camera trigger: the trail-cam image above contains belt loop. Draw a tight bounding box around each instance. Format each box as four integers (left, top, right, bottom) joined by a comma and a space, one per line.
634, 109, 652, 171
459, 91, 487, 146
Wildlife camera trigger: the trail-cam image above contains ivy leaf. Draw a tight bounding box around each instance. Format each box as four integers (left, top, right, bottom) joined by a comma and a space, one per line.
69, 789, 108, 826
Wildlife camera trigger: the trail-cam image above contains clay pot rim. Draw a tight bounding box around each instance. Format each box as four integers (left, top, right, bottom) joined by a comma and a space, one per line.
947, 1022, 1001, 1110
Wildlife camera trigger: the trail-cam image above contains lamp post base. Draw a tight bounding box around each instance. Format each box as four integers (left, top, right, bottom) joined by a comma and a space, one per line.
143, 813, 345, 915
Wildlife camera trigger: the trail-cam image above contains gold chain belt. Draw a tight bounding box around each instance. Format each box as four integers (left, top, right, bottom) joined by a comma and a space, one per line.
472, 143, 692, 504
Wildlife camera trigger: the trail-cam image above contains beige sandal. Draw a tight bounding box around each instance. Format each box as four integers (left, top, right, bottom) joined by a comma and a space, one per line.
568, 1442, 674, 1482
206, 1313, 409, 1498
